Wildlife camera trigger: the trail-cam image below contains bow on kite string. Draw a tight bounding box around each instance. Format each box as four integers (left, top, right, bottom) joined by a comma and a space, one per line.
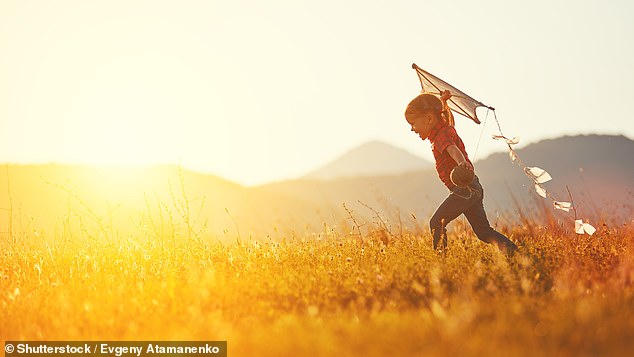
411, 63, 596, 235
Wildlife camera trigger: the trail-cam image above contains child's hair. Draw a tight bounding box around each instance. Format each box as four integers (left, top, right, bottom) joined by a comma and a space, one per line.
405, 93, 455, 127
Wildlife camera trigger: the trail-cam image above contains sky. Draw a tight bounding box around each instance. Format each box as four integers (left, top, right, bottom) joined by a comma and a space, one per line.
1, 0, 633, 186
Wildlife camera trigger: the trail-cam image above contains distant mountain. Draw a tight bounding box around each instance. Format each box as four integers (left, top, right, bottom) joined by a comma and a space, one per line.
474, 134, 634, 219
2, 135, 631, 240
303, 140, 432, 180
256, 134, 634, 225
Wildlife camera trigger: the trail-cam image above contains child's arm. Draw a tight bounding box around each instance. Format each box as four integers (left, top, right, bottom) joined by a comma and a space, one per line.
446, 145, 474, 171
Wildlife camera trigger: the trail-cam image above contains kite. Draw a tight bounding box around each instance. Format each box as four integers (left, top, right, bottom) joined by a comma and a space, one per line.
411, 63, 596, 235
412, 63, 494, 124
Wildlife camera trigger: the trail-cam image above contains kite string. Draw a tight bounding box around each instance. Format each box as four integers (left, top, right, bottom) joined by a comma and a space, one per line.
472, 108, 491, 163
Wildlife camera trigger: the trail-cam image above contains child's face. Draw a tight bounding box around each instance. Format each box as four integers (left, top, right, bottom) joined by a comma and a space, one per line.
406, 112, 438, 140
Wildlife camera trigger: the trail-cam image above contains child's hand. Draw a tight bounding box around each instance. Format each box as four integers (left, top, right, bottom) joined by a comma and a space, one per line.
459, 161, 474, 171
441, 90, 452, 101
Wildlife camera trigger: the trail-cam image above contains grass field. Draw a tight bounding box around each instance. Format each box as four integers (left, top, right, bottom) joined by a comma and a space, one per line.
2, 215, 634, 356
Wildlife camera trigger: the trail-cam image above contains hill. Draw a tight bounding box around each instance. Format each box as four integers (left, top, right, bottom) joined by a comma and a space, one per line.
255, 135, 634, 227
0, 165, 317, 239
475, 134, 634, 219
1, 135, 631, 240
303, 140, 432, 180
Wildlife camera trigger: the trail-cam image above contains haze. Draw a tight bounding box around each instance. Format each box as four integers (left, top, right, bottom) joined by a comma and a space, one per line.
1, 0, 632, 185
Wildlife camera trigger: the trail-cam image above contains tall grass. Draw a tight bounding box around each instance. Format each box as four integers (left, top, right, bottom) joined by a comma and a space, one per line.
2, 215, 633, 356
1, 175, 633, 356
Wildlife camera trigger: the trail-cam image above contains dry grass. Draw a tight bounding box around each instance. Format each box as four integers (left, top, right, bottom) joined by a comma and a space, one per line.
2, 216, 634, 356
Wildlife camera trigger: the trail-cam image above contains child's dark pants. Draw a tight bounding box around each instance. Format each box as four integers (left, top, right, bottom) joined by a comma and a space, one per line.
429, 176, 517, 254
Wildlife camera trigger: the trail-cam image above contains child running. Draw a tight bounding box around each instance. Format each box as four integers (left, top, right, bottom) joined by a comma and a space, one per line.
405, 90, 518, 256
